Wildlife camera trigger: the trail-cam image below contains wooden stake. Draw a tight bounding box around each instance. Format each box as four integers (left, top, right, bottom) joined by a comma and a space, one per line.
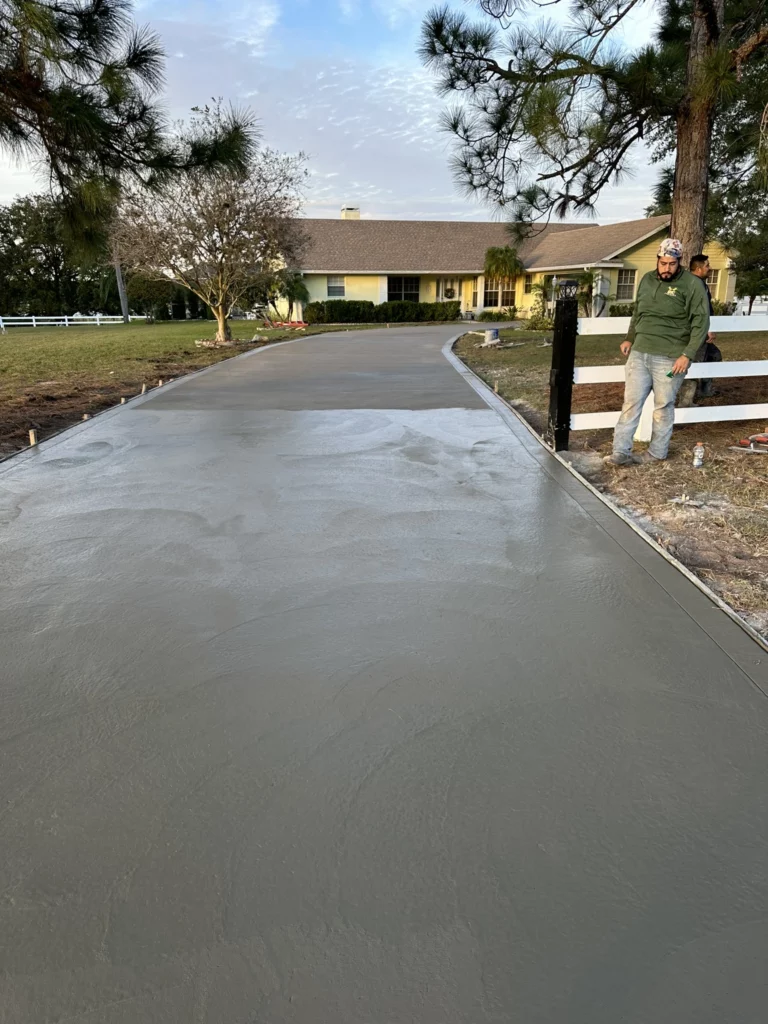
158, 380, 163, 387
82, 413, 90, 420
141, 383, 147, 394
494, 380, 499, 393
28, 429, 37, 446
120, 397, 126, 404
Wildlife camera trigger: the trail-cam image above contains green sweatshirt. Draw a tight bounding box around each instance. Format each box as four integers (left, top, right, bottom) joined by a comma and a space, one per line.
627, 268, 710, 361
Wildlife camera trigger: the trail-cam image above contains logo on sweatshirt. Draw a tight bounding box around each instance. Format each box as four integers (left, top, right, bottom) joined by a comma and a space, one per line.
666, 286, 678, 296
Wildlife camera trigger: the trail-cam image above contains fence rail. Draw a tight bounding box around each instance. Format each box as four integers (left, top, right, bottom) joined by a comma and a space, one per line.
579, 314, 768, 335
0, 314, 146, 331
571, 361, 768, 442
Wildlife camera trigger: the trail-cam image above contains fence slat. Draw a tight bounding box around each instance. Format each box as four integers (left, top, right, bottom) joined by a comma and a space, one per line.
572, 403, 768, 432
579, 314, 768, 335
574, 360, 768, 384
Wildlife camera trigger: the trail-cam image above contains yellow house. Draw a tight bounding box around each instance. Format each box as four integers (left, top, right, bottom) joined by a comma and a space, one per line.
297, 208, 735, 318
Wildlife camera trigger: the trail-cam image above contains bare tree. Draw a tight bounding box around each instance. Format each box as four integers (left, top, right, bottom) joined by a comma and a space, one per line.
113, 109, 307, 343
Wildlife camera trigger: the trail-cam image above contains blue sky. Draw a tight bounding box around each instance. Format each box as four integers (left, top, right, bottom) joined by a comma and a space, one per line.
0, 0, 658, 222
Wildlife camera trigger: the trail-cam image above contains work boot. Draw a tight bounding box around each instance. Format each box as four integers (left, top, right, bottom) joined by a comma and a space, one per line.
634, 450, 664, 465
604, 452, 641, 466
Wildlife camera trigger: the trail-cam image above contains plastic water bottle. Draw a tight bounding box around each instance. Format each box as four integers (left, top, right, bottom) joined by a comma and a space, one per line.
692, 442, 705, 468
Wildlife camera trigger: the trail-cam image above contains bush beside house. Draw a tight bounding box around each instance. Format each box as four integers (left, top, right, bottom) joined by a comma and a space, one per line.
477, 307, 517, 321
610, 299, 736, 317
304, 299, 461, 324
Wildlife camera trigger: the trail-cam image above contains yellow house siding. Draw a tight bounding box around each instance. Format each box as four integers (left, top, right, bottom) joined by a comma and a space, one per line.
304, 275, 382, 304
343, 276, 382, 302
616, 231, 734, 305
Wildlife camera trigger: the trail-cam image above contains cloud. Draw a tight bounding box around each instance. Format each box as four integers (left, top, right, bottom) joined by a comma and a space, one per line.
0, 0, 655, 223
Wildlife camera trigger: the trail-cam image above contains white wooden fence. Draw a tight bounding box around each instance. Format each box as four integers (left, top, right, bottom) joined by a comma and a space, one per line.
573, 316, 768, 442
0, 314, 146, 331
579, 314, 768, 335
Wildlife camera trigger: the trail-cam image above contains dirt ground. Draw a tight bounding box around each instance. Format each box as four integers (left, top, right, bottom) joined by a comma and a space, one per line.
456, 330, 768, 641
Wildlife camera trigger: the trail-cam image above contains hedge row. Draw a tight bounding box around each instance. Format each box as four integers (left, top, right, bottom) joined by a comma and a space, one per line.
304, 299, 461, 324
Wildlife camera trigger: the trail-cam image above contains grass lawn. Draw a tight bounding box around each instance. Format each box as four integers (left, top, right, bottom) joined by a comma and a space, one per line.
456, 327, 768, 638
0, 319, 397, 457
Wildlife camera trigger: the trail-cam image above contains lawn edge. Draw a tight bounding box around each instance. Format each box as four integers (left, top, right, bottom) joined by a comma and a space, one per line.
443, 334, 768, 657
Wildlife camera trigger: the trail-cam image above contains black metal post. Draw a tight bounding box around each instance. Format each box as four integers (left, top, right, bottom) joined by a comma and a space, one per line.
547, 295, 578, 451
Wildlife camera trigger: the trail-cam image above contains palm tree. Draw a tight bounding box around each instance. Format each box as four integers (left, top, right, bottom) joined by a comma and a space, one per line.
280, 273, 310, 321
484, 246, 524, 294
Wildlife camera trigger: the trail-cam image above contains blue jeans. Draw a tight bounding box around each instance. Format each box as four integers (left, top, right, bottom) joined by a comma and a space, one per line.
612, 350, 685, 460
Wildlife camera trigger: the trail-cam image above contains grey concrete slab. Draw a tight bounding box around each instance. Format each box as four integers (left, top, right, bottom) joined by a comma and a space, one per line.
1, 325, 767, 1023
141, 325, 488, 411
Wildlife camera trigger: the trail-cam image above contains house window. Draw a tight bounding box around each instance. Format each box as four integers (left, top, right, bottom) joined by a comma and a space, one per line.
706, 268, 719, 291
616, 269, 636, 301
387, 276, 420, 302
327, 275, 345, 298
472, 278, 478, 307
484, 279, 500, 307
501, 282, 516, 307
524, 274, 533, 294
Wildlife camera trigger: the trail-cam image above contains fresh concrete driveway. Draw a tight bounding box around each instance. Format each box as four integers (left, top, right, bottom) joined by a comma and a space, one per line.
1, 325, 767, 1023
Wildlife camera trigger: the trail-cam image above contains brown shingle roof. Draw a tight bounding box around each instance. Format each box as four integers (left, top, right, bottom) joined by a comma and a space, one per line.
301, 215, 671, 274
523, 215, 671, 269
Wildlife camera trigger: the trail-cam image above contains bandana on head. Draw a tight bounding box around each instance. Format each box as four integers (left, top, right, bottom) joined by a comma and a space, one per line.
658, 238, 683, 259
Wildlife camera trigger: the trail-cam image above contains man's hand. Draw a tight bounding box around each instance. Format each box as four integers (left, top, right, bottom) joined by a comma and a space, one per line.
671, 355, 691, 376
707, 331, 716, 342
620, 340, 632, 357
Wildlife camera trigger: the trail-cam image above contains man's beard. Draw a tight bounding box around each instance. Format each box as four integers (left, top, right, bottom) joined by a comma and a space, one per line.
659, 270, 676, 280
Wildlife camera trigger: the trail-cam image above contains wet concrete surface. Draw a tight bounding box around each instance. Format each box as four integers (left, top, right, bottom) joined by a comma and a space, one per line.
1, 325, 767, 1022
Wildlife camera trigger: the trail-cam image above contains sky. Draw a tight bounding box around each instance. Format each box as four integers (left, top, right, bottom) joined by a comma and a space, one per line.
0, 0, 659, 224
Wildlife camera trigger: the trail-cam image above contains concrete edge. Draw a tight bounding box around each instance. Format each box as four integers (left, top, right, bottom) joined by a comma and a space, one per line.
442, 335, 768, 657
0, 332, 319, 477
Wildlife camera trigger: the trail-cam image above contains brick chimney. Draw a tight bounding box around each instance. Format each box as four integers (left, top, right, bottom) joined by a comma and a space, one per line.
340, 206, 360, 220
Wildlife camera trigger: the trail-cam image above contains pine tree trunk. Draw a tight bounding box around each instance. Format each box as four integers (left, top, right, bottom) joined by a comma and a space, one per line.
670, 0, 725, 261
214, 307, 232, 343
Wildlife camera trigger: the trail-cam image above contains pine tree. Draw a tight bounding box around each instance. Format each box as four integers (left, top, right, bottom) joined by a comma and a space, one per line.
420, 0, 768, 258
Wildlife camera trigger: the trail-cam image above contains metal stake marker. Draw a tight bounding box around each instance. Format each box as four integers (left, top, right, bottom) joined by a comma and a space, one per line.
28, 429, 37, 446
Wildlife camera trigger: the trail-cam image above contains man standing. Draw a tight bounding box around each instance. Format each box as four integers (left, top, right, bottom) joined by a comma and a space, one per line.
607, 238, 710, 466
684, 253, 721, 401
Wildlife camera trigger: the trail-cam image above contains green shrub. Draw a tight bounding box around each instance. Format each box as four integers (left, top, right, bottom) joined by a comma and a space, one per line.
304, 299, 460, 324
477, 306, 517, 322
304, 299, 376, 324
526, 312, 555, 330
609, 303, 635, 317
711, 299, 736, 316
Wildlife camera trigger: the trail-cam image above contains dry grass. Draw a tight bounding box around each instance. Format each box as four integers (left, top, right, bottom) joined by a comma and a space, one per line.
456, 327, 768, 637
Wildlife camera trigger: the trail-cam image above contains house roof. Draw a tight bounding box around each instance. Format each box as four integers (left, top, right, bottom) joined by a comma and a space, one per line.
300, 214, 672, 274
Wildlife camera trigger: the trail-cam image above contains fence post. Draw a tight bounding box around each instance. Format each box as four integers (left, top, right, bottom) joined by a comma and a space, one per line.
547, 285, 579, 451
32, 316, 37, 328
96, 313, 101, 327
64, 316, 69, 327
